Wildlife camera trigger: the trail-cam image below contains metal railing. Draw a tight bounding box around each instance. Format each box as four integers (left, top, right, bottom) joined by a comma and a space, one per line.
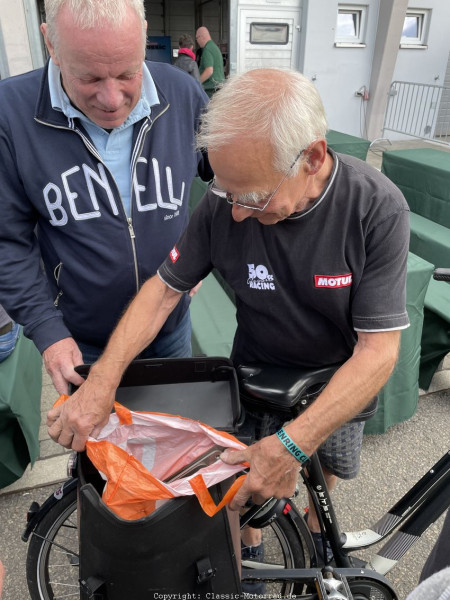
383, 81, 450, 144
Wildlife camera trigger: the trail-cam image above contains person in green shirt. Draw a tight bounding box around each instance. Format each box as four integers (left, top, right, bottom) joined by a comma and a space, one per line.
195, 26, 225, 97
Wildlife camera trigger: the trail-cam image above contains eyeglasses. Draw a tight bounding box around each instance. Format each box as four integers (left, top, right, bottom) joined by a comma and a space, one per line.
209, 149, 305, 211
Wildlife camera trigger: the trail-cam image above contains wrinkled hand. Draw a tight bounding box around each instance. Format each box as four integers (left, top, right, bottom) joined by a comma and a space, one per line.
220, 433, 300, 510
47, 373, 115, 451
43, 338, 85, 395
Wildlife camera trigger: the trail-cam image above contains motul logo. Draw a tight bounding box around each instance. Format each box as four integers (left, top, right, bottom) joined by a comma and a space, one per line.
315, 273, 352, 288
169, 246, 180, 263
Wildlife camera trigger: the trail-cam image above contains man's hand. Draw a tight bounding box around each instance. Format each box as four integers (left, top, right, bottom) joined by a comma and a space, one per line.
43, 337, 85, 395
46, 372, 115, 451
220, 433, 300, 510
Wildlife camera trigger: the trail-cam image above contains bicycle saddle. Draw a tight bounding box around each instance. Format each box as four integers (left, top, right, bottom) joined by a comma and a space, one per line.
237, 363, 340, 417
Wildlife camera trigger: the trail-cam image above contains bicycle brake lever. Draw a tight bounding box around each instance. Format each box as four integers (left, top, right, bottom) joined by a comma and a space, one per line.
240, 498, 275, 528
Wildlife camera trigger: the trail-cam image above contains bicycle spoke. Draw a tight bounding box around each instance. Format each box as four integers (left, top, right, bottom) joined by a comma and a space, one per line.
32, 532, 79, 559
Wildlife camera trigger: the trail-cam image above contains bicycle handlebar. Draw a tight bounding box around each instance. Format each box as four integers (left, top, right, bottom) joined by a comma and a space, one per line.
433, 268, 450, 282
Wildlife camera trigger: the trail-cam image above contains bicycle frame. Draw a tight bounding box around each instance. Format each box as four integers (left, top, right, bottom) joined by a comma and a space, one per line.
303, 453, 353, 568
303, 449, 450, 575
344, 450, 450, 574
240, 448, 449, 597
240, 565, 398, 598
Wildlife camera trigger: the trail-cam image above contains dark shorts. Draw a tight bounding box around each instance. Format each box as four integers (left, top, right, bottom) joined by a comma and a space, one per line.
239, 408, 365, 480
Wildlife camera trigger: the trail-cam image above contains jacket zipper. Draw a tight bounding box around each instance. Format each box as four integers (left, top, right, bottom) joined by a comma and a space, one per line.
127, 104, 170, 291
127, 217, 138, 289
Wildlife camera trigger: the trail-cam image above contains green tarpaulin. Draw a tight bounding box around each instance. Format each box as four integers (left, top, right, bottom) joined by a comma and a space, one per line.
419, 278, 450, 390
364, 253, 433, 434
409, 212, 450, 268
0, 329, 42, 488
326, 130, 371, 161
381, 148, 450, 227
381, 147, 450, 390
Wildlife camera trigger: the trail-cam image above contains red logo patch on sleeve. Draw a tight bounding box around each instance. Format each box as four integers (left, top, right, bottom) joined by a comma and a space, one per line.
169, 246, 180, 263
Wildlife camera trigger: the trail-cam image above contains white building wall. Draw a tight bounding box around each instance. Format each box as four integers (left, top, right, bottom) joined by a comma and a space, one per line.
379, 0, 450, 140
392, 0, 450, 85
299, 0, 450, 138
300, 0, 380, 137
0, 0, 33, 76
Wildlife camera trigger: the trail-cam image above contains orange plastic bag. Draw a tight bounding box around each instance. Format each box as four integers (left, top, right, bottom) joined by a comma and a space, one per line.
56, 396, 247, 520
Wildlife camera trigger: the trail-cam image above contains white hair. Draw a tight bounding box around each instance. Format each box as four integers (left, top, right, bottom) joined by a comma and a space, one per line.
44, 0, 146, 55
197, 68, 328, 174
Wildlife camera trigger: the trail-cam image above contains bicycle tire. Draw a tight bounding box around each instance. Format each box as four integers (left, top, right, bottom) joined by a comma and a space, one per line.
26, 486, 79, 600
349, 578, 397, 600
26, 487, 309, 599
243, 510, 309, 596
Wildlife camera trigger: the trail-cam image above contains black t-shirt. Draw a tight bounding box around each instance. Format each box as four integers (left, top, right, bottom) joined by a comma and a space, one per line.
159, 151, 410, 368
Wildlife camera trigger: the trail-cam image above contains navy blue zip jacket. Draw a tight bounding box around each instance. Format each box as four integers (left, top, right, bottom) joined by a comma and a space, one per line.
0, 60, 212, 353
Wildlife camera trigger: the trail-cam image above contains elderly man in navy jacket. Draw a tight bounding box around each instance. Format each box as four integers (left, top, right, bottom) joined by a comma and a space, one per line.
0, 0, 211, 394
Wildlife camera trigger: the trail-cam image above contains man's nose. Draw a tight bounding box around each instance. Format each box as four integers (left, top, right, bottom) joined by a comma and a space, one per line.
231, 204, 254, 222
97, 79, 123, 110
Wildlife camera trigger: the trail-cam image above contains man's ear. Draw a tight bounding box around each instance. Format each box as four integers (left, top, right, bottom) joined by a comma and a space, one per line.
40, 23, 59, 65
303, 139, 327, 175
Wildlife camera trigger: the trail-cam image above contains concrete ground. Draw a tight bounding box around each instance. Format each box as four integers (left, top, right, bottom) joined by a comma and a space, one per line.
0, 138, 449, 599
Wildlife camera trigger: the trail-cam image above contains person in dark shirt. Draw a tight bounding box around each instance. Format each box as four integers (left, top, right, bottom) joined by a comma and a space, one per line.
173, 34, 201, 83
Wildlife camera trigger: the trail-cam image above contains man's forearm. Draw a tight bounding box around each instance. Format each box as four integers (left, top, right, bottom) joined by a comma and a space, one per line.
47, 275, 183, 451
285, 330, 401, 456
221, 329, 401, 507
91, 275, 182, 388
200, 66, 213, 83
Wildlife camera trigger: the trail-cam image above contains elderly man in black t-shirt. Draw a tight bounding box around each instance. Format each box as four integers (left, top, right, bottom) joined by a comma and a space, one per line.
47, 68, 410, 563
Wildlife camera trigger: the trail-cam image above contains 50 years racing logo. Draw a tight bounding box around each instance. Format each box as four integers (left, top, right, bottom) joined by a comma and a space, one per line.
247, 263, 276, 291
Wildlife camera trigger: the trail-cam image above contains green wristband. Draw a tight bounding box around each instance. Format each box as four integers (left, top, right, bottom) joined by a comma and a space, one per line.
276, 428, 310, 464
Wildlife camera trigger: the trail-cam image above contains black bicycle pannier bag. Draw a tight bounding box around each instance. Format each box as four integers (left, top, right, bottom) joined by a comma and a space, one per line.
78, 455, 241, 599
76, 357, 242, 599
74, 356, 241, 433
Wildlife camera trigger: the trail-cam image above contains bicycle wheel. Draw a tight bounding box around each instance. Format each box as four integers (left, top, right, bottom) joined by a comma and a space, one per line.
26, 487, 79, 600
349, 579, 397, 600
26, 489, 309, 599
242, 511, 309, 596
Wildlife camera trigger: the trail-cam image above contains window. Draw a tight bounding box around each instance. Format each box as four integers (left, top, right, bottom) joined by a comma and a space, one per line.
400, 9, 430, 48
249, 23, 289, 45
335, 5, 367, 47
